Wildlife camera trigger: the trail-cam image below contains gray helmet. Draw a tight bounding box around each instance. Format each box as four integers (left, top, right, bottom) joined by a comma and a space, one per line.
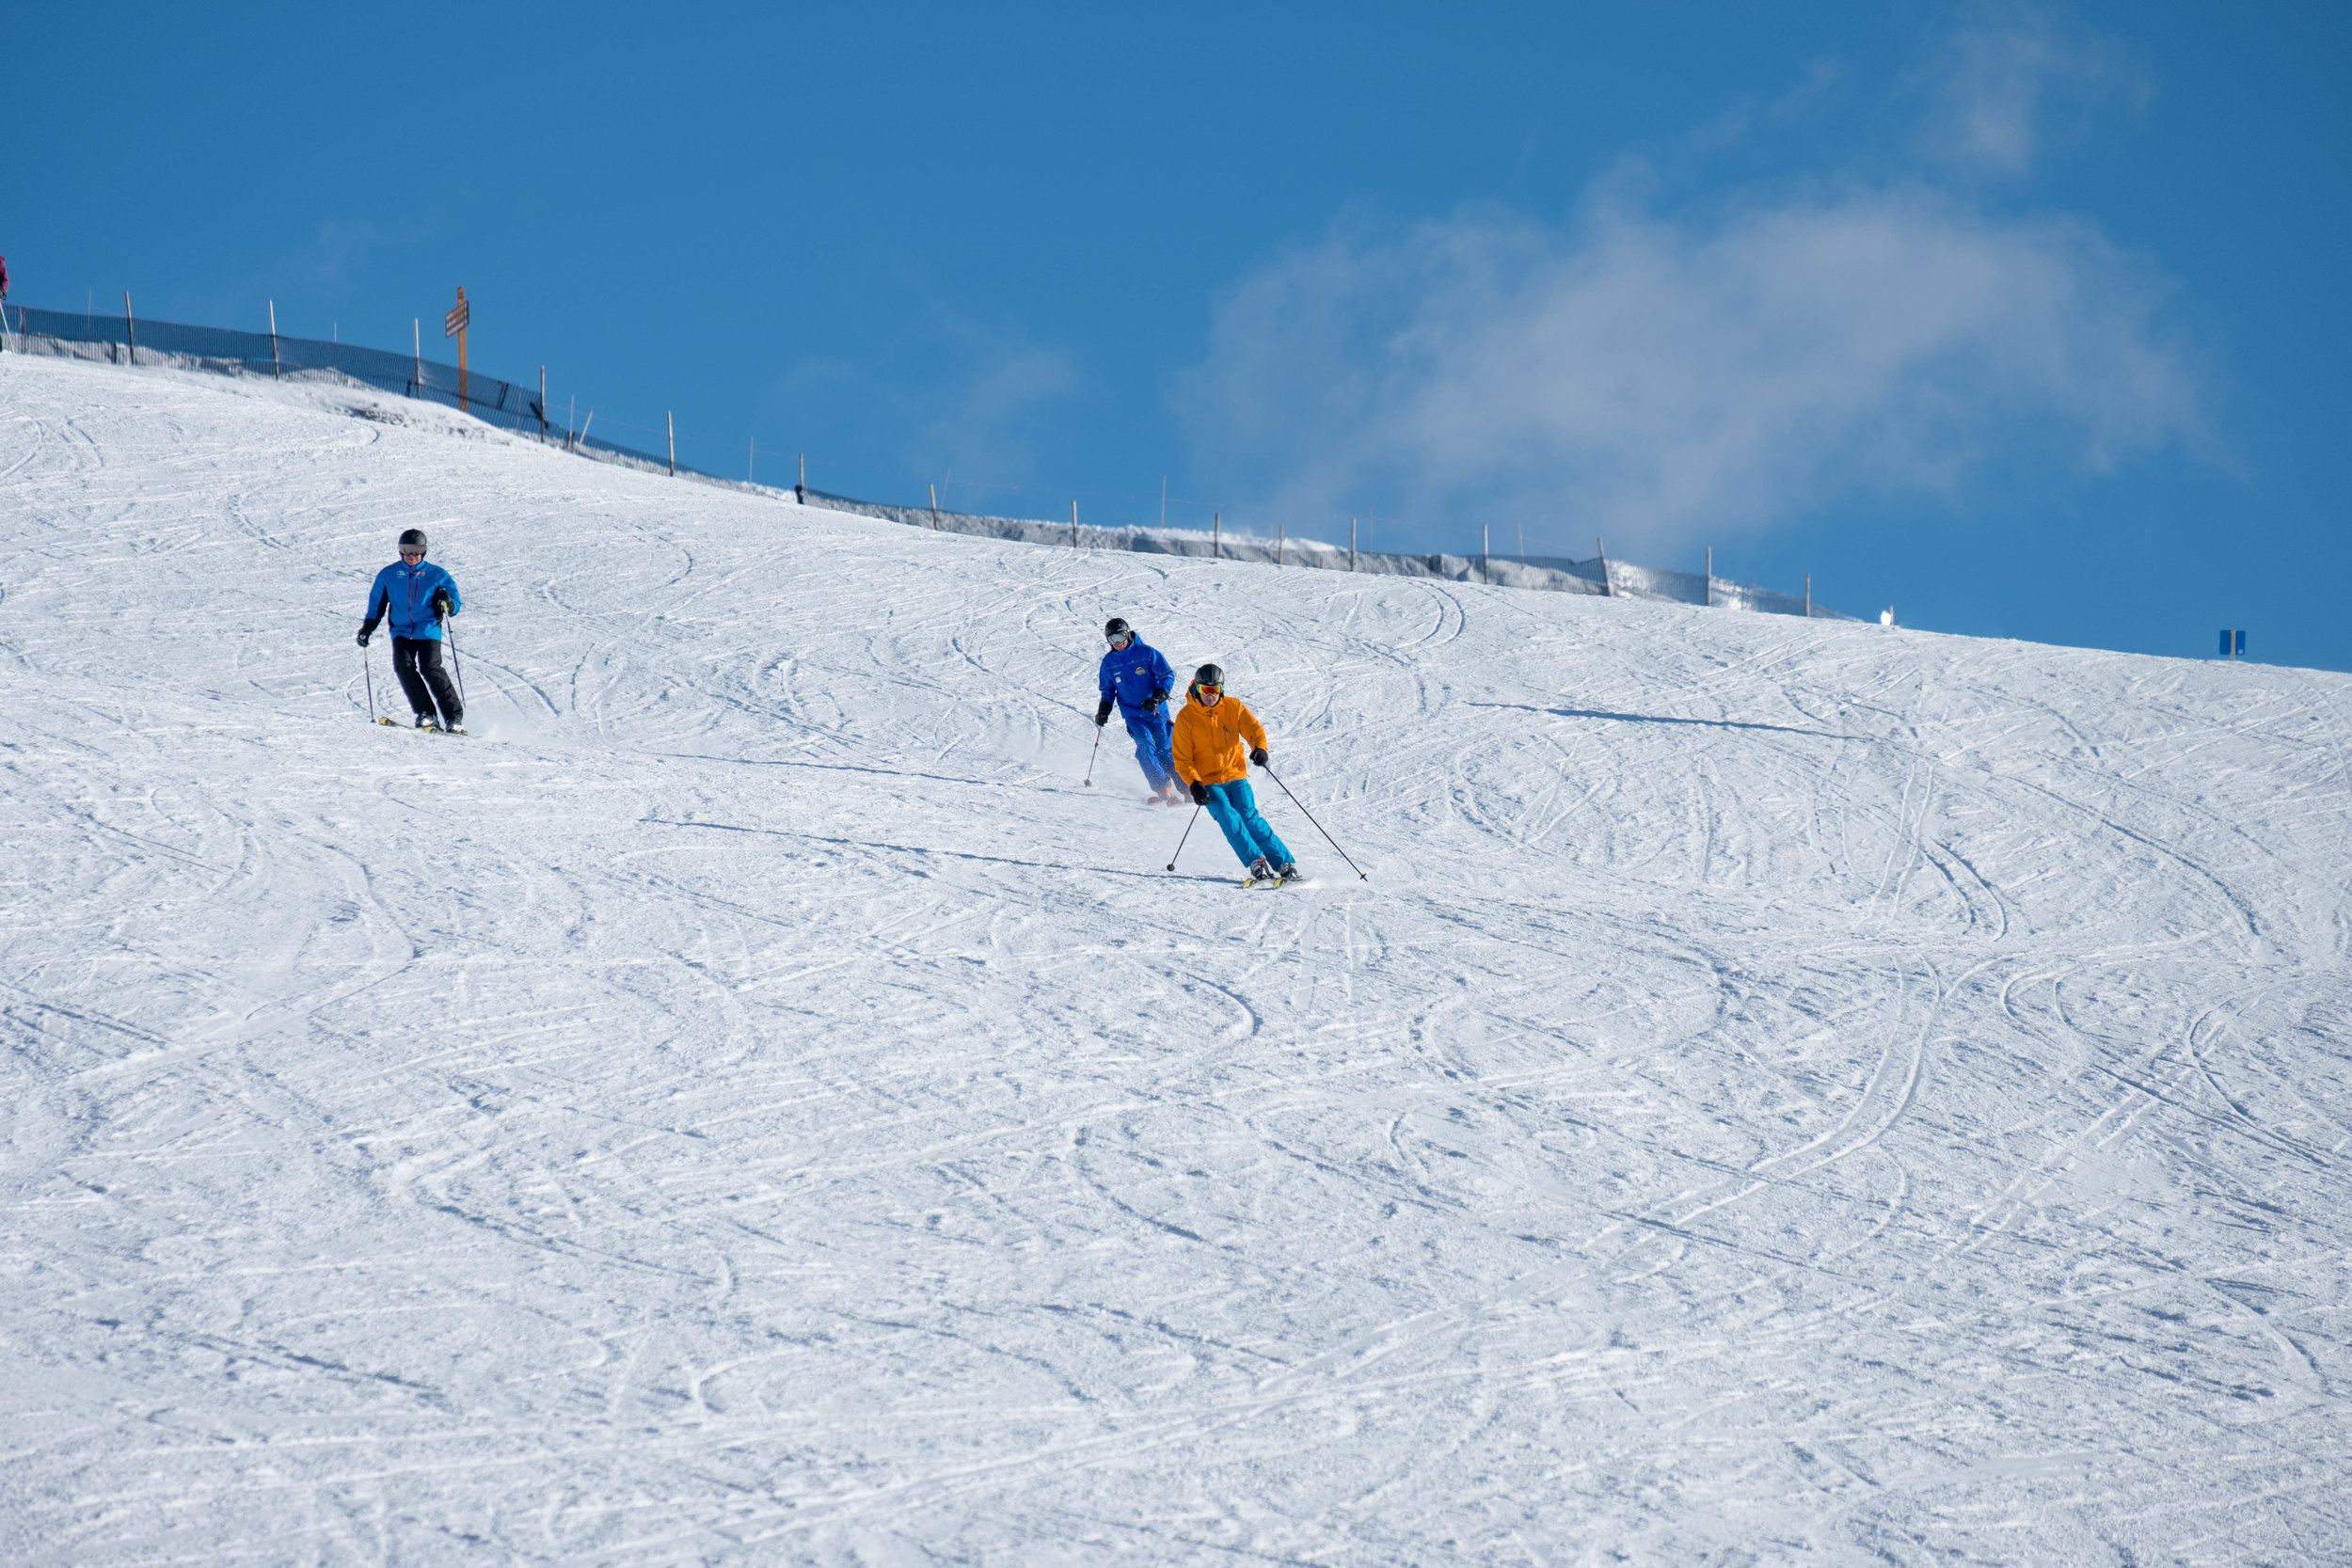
397, 527, 428, 553
1191, 662, 1225, 689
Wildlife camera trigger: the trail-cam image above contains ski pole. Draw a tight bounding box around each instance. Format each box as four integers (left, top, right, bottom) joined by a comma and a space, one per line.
1083, 722, 1103, 787
442, 613, 466, 707
1260, 763, 1368, 880
362, 639, 375, 723
1165, 805, 1200, 871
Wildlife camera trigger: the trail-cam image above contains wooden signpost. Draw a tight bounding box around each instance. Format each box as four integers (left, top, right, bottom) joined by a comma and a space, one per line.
443, 287, 469, 412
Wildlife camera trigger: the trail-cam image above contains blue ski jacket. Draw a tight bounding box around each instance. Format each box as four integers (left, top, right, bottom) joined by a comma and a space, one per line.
1099, 638, 1176, 716
365, 560, 461, 641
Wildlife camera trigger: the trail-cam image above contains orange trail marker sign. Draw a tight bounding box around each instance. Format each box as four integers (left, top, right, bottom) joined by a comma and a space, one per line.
443, 287, 469, 412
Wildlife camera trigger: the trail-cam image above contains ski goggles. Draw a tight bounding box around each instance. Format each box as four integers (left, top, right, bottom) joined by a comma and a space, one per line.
1193, 682, 1223, 696
1106, 632, 1133, 649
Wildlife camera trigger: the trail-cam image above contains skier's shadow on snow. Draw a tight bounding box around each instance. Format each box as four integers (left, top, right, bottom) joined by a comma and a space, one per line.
644, 817, 1232, 885
653, 751, 1099, 797
1466, 701, 1829, 737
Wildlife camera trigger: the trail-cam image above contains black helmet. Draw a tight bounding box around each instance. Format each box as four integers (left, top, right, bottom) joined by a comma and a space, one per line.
1191, 662, 1225, 689
1104, 617, 1132, 641
397, 527, 428, 553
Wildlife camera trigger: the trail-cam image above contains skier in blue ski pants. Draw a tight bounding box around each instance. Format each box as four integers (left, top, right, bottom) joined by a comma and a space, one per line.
1095, 617, 1181, 800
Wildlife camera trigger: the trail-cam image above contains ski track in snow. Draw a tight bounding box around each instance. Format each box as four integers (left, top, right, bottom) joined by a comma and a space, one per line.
3, 354, 2350, 1564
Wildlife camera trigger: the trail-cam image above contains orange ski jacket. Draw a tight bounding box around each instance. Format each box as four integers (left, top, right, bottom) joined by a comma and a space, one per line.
1171, 690, 1268, 786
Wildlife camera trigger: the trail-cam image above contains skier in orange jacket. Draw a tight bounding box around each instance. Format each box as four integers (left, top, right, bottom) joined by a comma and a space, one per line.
1170, 663, 1299, 885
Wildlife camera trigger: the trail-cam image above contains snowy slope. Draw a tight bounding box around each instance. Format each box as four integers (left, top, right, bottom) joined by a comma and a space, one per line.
3, 352, 2349, 1565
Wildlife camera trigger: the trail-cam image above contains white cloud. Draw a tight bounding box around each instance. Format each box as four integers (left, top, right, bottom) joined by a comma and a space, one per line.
1921, 8, 2153, 178
913, 317, 1084, 493
1174, 174, 2201, 556
768, 309, 1083, 506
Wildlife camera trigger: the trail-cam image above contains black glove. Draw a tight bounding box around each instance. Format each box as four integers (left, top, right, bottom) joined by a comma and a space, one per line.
357, 618, 378, 647
1249, 747, 1269, 767
1145, 689, 1169, 710
1094, 698, 1114, 727
430, 588, 453, 618
1189, 779, 1209, 805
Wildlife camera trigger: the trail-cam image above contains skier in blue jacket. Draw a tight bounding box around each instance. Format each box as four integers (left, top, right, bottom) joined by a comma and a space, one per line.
1094, 617, 1180, 803
358, 528, 466, 732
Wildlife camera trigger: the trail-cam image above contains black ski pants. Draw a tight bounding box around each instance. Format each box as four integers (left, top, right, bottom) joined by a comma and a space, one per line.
391, 636, 462, 725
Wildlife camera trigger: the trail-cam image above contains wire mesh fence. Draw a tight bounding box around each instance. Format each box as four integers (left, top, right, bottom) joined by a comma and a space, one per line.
4, 302, 562, 436
807, 489, 1857, 617
1, 300, 1854, 619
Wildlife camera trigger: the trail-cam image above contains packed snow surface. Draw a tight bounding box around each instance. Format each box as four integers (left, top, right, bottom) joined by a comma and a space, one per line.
4, 354, 2349, 1565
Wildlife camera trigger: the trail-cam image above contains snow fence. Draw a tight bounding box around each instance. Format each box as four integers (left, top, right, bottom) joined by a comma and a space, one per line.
797, 489, 1855, 620
2, 300, 1853, 620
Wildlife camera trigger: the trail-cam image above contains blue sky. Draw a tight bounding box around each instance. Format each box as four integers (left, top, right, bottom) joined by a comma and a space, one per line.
8, 3, 2348, 670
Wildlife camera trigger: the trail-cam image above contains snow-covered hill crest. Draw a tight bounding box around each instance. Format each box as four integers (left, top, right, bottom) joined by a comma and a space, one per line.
4, 353, 2349, 1564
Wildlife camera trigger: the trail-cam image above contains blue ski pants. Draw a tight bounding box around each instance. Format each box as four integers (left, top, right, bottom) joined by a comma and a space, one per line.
1200, 779, 1293, 869
1123, 707, 1177, 792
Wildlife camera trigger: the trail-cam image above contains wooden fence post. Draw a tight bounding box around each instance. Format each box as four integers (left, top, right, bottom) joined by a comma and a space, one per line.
267, 300, 280, 379
451, 286, 469, 413
412, 319, 421, 399
1705, 546, 1712, 608
1213, 511, 1221, 560
1277, 521, 1284, 566
1596, 536, 1610, 596
1072, 500, 1079, 549
1350, 517, 1358, 572
797, 452, 805, 503
667, 412, 676, 476
124, 293, 136, 366
540, 367, 548, 441
930, 483, 941, 530
1804, 574, 1812, 618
